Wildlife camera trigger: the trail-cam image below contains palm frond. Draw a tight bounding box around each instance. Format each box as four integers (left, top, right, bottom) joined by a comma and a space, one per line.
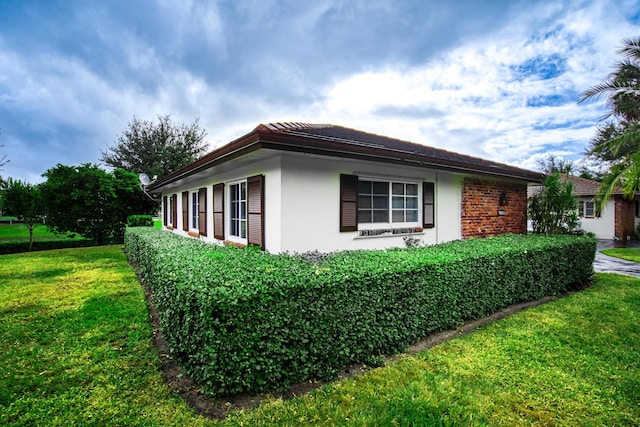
618, 36, 640, 60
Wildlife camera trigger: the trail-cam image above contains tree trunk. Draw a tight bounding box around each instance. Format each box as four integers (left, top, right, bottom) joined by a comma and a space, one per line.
28, 224, 34, 251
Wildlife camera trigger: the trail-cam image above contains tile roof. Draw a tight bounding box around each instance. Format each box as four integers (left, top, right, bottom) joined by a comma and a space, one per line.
150, 122, 544, 191
562, 175, 626, 197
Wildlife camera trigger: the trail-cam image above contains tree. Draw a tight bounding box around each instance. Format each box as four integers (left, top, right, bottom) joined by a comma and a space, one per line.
0, 178, 44, 251
579, 37, 640, 207
40, 164, 157, 245
536, 154, 574, 175
101, 115, 208, 179
0, 129, 9, 174
528, 173, 579, 235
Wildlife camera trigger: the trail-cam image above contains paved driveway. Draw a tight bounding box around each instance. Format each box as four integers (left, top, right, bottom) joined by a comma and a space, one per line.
594, 240, 640, 278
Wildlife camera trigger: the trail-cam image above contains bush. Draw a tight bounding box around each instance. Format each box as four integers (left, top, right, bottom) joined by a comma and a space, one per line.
0, 238, 96, 255
127, 215, 154, 227
125, 228, 596, 396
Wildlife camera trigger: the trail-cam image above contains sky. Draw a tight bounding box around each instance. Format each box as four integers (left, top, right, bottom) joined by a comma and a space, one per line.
1, 0, 639, 183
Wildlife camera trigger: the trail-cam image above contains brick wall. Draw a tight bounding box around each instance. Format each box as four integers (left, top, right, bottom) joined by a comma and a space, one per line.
461, 178, 528, 239
614, 196, 635, 239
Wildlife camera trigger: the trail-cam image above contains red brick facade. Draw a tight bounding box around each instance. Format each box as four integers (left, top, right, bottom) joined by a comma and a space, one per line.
614, 196, 636, 239
461, 178, 528, 239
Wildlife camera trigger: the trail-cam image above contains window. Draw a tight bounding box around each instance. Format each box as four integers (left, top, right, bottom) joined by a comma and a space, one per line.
358, 181, 389, 223
357, 180, 419, 224
230, 181, 247, 239
392, 182, 419, 222
191, 192, 199, 229
579, 201, 598, 218
168, 195, 175, 226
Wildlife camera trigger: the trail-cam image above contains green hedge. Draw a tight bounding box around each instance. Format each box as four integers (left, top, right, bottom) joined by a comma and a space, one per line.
0, 238, 96, 255
127, 215, 154, 227
125, 228, 596, 396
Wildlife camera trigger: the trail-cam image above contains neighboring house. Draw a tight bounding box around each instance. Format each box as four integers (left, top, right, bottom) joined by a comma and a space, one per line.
563, 175, 639, 240
148, 122, 543, 253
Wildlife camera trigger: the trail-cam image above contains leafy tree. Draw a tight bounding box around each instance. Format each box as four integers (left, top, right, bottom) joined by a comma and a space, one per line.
528, 173, 579, 235
40, 164, 157, 245
101, 115, 208, 179
580, 37, 640, 207
0, 178, 44, 251
536, 154, 574, 175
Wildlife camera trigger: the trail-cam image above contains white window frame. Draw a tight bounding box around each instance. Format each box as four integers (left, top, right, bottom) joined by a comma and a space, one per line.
191, 191, 199, 230
579, 200, 598, 218
357, 177, 421, 230
227, 180, 247, 243
168, 195, 175, 226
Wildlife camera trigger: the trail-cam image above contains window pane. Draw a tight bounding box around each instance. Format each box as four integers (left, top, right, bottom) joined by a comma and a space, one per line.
231, 184, 238, 202
392, 196, 405, 209
406, 210, 418, 222
392, 210, 404, 222
406, 197, 418, 209
240, 182, 246, 200
406, 183, 418, 195
373, 195, 388, 209
240, 201, 246, 219
358, 180, 371, 194
358, 195, 371, 208
241, 221, 246, 238
372, 210, 388, 222
373, 181, 388, 194
392, 182, 404, 195
358, 210, 372, 223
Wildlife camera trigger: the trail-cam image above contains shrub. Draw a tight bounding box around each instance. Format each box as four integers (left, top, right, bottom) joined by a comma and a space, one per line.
0, 238, 96, 255
127, 215, 154, 227
125, 228, 596, 396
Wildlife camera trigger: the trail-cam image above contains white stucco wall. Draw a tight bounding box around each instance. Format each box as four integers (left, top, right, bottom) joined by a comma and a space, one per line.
577, 197, 615, 239
278, 153, 462, 253
159, 150, 465, 253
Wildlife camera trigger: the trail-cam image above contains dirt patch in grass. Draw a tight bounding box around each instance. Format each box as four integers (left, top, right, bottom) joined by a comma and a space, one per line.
137, 263, 579, 421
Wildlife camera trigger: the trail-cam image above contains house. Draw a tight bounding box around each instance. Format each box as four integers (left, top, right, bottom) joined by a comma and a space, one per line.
563, 175, 639, 240
148, 122, 543, 253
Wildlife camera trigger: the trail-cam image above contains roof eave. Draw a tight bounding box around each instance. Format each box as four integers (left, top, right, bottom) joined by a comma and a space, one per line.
149, 125, 544, 191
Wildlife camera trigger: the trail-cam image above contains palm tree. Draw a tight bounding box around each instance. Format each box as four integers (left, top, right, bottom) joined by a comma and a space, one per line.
580, 37, 640, 206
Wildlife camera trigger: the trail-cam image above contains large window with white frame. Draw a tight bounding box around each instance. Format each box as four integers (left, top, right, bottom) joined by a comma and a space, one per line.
191, 191, 199, 229
229, 180, 247, 239
357, 179, 419, 226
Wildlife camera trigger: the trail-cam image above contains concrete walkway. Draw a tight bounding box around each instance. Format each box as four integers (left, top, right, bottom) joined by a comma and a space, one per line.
593, 239, 640, 278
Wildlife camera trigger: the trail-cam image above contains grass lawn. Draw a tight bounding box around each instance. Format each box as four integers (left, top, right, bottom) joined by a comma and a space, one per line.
0, 223, 84, 243
1, 246, 638, 426
601, 247, 640, 263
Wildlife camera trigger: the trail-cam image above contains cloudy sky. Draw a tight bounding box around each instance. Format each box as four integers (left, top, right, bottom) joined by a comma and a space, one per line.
1, 0, 639, 183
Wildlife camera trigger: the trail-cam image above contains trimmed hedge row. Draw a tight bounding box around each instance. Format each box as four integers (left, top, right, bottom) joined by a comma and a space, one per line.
0, 238, 96, 255
125, 228, 596, 396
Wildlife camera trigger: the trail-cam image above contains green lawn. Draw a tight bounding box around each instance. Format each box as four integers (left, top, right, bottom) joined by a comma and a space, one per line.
0, 223, 84, 243
1, 246, 638, 426
601, 247, 640, 263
